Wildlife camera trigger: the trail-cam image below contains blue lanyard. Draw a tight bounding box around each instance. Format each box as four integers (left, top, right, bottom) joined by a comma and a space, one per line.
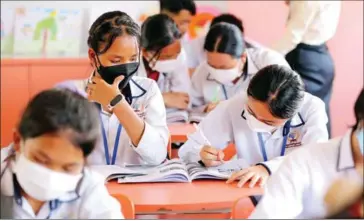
45, 200, 60, 219
221, 85, 228, 100
100, 115, 122, 165
257, 133, 288, 162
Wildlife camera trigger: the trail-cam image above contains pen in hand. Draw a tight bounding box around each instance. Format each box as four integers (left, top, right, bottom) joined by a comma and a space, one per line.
192, 123, 225, 163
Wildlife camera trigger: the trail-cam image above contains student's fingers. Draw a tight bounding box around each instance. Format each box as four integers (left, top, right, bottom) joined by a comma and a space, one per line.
86, 83, 96, 91
202, 159, 224, 167
258, 175, 268, 187
237, 171, 255, 188
203, 146, 219, 155
249, 174, 261, 188
113, 75, 125, 87
91, 76, 103, 84
226, 168, 249, 184
201, 151, 219, 161
217, 151, 225, 162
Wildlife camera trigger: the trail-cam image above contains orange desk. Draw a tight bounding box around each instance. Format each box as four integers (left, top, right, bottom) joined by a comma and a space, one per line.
107, 180, 262, 214
168, 123, 196, 143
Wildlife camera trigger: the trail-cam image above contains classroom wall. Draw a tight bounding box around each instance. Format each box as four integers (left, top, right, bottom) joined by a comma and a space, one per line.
228, 1, 364, 137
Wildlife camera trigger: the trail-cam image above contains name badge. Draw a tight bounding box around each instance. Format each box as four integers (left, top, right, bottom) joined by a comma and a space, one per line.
286, 130, 302, 148
133, 104, 146, 119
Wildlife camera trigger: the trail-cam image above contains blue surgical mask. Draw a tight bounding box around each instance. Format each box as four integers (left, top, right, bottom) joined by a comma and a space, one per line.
356, 128, 363, 155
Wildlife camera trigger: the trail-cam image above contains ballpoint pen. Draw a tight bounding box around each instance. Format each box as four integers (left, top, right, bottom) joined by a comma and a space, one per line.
191, 123, 224, 163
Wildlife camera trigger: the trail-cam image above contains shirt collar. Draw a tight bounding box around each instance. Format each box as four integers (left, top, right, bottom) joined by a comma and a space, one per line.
245, 50, 259, 76
337, 129, 356, 171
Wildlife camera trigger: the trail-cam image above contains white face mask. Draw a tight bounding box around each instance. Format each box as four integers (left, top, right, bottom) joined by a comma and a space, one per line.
245, 107, 277, 133
12, 153, 82, 201
153, 53, 182, 73
206, 61, 241, 85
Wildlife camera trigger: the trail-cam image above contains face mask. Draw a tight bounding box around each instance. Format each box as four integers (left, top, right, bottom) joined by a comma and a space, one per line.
12, 153, 82, 201
207, 62, 241, 85
153, 53, 181, 73
356, 128, 363, 155
95, 56, 139, 89
245, 107, 277, 133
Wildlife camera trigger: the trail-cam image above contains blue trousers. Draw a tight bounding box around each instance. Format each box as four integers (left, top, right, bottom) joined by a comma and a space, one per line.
286, 43, 334, 138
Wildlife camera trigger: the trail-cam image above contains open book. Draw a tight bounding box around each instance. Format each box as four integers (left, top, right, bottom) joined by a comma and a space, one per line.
166, 109, 205, 124
90, 158, 250, 183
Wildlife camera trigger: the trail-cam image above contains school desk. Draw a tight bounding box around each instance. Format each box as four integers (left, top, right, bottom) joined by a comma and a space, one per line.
107, 180, 263, 215
168, 123, 196, 143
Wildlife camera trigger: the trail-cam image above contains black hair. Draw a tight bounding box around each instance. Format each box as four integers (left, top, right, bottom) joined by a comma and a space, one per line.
160, 0, 196, 16
204, 22, 245, 58
17, 88, 101, 157
210, 13, 244, 34
247, 65, 305, 119
353, 89, 364, 130
141, 14, 181, 52
87, 10, 141, 54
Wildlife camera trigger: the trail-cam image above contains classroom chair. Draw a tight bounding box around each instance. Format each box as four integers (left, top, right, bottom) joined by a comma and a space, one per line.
112, 194, 135, 219
231, 197, 256, 219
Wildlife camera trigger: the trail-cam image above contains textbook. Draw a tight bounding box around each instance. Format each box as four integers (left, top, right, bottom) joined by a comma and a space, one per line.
90, 158, 250, 183
166, 109, 205, 123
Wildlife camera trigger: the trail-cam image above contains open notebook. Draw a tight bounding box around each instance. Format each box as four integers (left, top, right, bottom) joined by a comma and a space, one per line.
90, 158, 249, 183
166, 109, 206, 124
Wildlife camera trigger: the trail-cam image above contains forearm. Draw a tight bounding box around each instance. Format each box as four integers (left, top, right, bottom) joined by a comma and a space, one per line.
113, 100, 145, 147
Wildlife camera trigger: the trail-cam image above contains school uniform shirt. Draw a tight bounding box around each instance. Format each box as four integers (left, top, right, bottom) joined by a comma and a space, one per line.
55, 76, 169, 166
273, 1, 341, 55
249, 129, 362, 219
179, 91, 328, 174
136, 49, 192, 121
185, 35, 265, 70
0, 157, 123, 219
190, 47, 290, 113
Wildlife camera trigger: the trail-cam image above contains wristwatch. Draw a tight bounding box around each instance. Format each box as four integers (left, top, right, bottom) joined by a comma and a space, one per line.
107, 94, 124, 110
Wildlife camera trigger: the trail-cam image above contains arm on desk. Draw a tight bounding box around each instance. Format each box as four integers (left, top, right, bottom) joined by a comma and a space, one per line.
179, 101, 233, 164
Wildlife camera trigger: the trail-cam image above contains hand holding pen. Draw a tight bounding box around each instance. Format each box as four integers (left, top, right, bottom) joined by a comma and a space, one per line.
191, 124, 225, 167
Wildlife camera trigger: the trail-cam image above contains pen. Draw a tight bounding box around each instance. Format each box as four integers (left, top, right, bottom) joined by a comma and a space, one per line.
212, 86, 221, 103
192, 123, 211, 146
191, 124, 224, 163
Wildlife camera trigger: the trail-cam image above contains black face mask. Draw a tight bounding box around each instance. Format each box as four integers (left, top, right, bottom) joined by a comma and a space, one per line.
95, 56, 139, 90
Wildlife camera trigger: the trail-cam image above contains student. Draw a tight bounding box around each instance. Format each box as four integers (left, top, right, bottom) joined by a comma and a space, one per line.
273, 1, 341, 137
179, 65, 328, 187
249, 89, 364, 219
159, 0, 196, 48
191, 23, 289, 114
56, 11, 169, 166
186, 13, 263, 72
0, 89, 123, 219
138, 14, 191, 116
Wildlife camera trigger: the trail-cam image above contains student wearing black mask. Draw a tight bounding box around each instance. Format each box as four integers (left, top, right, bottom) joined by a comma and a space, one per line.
56, 11, 169, 166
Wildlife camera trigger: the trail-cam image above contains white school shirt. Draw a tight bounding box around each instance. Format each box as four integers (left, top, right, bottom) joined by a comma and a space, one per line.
190, 47, 290, 113
185, 34, 265, 70
56, 76, 169, 166
249, 129, 362, 219
0, 156, 123, 219
179, 91, 328, 174
273, 1, 341, 55
136, 49, 192, 120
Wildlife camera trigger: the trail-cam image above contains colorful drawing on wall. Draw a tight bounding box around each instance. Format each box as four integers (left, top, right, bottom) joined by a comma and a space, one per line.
1, 7, 15, 57
13, 7, 83, 57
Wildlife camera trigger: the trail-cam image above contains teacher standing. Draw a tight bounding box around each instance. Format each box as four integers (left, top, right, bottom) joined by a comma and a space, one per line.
273, 1, 341, 137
